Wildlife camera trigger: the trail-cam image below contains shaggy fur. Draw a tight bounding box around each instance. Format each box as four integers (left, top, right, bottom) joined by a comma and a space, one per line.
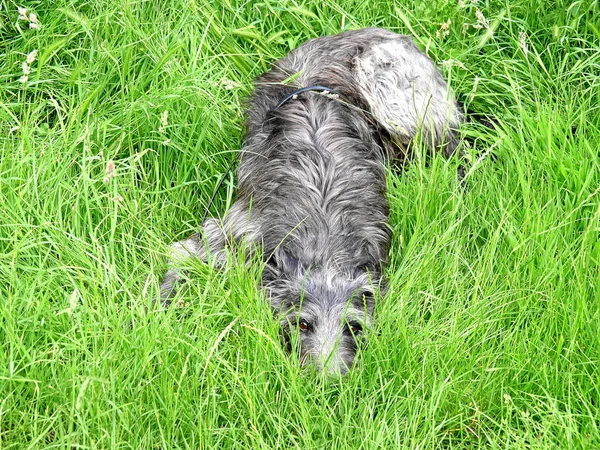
159, 28, 464, 375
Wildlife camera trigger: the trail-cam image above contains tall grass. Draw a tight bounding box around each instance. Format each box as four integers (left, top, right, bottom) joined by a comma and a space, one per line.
1, 0, 598, 448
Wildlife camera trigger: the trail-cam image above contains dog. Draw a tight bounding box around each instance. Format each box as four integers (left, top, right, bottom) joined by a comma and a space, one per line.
158, 27, 464, 375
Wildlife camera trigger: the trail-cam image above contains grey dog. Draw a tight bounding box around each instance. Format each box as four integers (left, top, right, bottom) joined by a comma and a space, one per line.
159, 28, 464, 375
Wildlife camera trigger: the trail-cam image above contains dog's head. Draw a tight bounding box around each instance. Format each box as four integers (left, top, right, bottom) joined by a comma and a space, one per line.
263, 248, 378, 375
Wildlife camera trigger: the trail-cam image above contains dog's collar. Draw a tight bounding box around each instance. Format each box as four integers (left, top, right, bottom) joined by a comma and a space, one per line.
275, 85, 339, 109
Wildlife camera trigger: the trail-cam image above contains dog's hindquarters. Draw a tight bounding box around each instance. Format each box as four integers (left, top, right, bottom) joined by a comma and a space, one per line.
259, 28, 464, 159
351, 33, 464, 156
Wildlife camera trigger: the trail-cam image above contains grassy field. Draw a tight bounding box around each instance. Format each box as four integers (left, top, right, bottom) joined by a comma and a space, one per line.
1, 0, 599, 448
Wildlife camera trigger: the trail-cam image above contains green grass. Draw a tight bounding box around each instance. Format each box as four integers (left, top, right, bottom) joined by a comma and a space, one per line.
1, 0, 599, 448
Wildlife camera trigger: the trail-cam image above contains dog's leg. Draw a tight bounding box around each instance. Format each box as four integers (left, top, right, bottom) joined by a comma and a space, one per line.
157, 218, 227, 305
158, 233, 201, 305
157, 201, 260, 305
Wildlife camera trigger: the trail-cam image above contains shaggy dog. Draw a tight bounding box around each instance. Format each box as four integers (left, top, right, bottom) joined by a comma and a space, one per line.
159, 28, 464, 375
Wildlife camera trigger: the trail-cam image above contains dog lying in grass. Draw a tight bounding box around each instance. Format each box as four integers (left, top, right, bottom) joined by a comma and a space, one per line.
159, 27, 464, 375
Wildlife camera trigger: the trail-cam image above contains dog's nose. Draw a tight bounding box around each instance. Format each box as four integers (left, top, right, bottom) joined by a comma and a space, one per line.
318, 356, 349, 377
316, 345, 350, 377
300, 347, 346, 376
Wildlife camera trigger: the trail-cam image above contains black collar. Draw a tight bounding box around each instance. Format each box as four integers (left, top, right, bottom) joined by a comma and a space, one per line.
275, 85, 339, 109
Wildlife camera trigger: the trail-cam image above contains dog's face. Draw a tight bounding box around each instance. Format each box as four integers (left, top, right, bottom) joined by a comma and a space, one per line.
263, 249, 376, 375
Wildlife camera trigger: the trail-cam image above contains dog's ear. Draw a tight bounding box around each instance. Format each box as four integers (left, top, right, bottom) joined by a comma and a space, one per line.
352, 288, 376, 312
264, 247, 303, 281
354, 260, 382, 276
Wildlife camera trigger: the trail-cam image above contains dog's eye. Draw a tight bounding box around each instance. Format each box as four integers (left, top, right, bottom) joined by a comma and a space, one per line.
347, 321, 363, 336
298, 319, 310, 332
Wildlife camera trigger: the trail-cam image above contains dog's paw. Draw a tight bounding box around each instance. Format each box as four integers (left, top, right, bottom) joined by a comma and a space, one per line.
154, 268, 187, 308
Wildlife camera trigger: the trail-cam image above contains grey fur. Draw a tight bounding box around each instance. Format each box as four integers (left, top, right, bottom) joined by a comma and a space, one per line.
159, 28, 464, 375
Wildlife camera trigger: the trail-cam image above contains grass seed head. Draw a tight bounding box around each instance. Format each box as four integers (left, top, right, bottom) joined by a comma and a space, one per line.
475, 9, 490, 30
17, 6, 27, 20
26, 49, 38, 64
103, 160, 116, 183
519, 31, 529, 56
159, 110, 168, 133
436, 19, 452, 39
